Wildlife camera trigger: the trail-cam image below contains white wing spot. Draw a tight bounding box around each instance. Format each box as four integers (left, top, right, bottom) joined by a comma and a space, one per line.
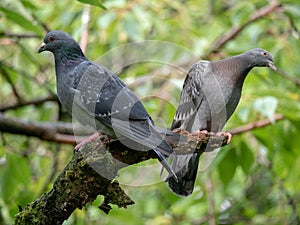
86, 97, 92, 104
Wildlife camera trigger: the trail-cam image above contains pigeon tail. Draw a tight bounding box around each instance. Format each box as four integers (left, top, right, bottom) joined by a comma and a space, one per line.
167, 153, 200, 196
154, 150, 178, 182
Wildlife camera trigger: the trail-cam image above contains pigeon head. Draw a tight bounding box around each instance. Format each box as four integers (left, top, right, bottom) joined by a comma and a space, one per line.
38, 30, 85, 58
244, 48, 276, 71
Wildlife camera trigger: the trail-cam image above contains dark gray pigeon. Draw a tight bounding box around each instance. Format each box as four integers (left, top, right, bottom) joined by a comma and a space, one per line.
38, 30, 177, 180
168, 48, 276, 196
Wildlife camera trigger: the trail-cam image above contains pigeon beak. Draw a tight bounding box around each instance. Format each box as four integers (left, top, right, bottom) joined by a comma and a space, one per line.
38, 42, 46, 53
268, 61, 277, 71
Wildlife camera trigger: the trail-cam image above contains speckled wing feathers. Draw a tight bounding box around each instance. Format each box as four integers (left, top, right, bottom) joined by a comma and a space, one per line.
171, 61, 210, 131
69, 61, 175, 173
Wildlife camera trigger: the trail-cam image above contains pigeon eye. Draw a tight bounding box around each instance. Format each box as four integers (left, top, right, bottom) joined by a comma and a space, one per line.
49, 36, 55, 42
262, 51, 267, 57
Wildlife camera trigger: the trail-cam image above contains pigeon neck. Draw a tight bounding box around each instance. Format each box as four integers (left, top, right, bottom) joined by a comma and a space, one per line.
56, 46, 85, 59
217, 55, 253, 87
54, 48, 87, 69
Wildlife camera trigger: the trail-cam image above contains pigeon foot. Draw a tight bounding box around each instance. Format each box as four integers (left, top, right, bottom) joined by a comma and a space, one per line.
216, 131, 232, 144
197, 130, 209, 135
74, 131, 102, 152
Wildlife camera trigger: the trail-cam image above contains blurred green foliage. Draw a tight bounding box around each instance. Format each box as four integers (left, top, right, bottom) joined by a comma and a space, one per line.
0, 0, 300, 224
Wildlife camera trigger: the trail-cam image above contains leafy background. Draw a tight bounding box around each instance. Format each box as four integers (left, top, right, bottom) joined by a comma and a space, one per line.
0, 0, 300, 224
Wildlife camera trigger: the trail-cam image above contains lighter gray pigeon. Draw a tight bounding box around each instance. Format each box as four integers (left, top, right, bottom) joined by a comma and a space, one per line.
168, 48, 276, 196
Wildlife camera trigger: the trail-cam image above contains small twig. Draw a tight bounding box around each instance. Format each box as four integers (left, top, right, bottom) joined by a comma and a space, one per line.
80, 5, 91, 53
275, 68, 300, 88
31, 13, 50, 32
206, 172, 216, 225
0, 66, 24, 103
38, 144, 61, 195
277, 178, 288, 225
1, 62, 56, 96
228, 113, 284, 135
273, 172, 300, 224
0, 95, 58, 112
155, 79, 175, 118
0, 32, 40, 39
206, 1, 282, 56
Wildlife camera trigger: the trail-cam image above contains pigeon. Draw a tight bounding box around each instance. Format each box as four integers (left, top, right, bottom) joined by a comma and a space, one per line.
167, 48, 276, 196
38, 30, 177, 180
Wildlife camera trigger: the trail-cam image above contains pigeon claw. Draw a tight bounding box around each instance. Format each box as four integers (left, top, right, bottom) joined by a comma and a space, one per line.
74, 132, 102, 152
216, 132, 232, 144
224, 132, 232, 144
74, 142, 84, 152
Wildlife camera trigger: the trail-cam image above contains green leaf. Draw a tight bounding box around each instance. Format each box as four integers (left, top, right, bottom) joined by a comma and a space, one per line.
237, 106, 250, 123
238, 140, 255, 174
97, 11, 116, 29
123, 13, 142, 41
229, 2, 255, 26
20, 0, 38, 10
77, 0, 107, 9
0, 6, 41, 33
253, 96, 278, 122
218, 149, 237, 187
284, 4, 300, 17
0, 153, 31, 203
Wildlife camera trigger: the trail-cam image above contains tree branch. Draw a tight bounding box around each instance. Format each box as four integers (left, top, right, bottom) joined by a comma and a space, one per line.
0, 95, 58, 112
14, 129, 229, 224
228, 113, 284, 135
0, 32, 40, 39
0, 113, 81, 144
